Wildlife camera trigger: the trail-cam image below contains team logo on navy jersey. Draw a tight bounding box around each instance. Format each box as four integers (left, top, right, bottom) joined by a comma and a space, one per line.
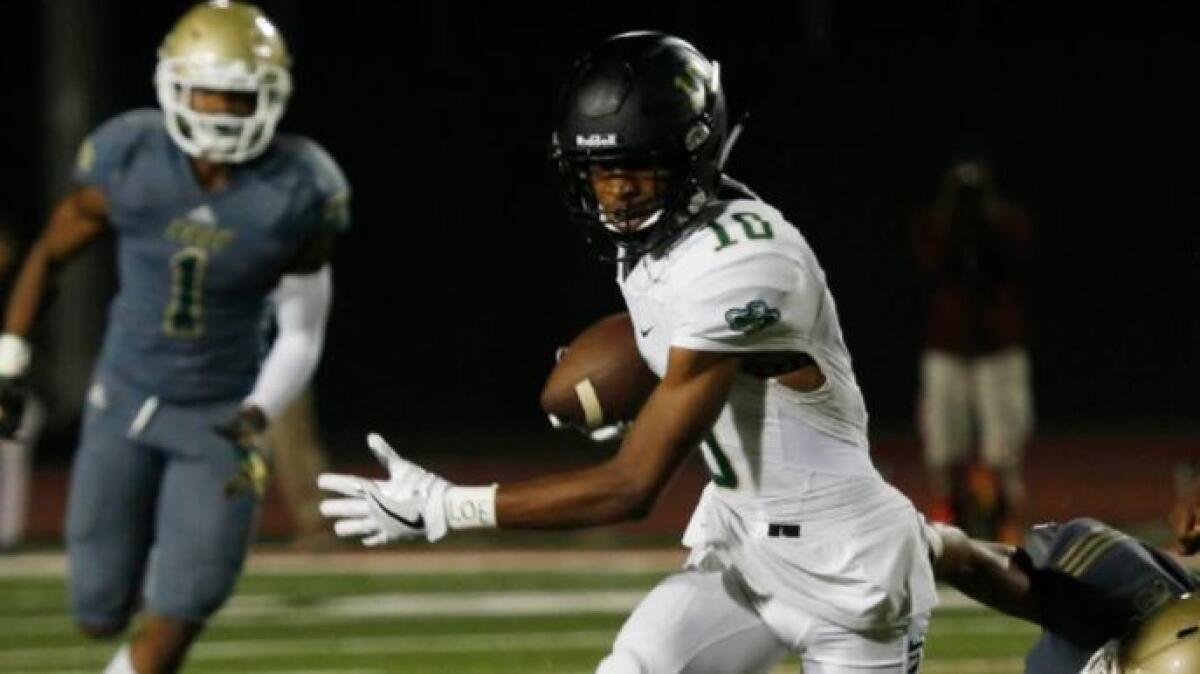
725, 300, 780, 334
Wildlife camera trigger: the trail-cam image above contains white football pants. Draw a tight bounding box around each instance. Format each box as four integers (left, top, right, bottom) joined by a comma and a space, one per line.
596, 567, 928, 674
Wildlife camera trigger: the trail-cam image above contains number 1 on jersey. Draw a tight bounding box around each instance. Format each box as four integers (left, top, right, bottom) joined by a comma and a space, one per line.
164, 247, 207, 337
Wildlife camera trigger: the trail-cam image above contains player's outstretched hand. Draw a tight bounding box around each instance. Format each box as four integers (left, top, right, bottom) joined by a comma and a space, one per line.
215, 406, 271, 499
0, 377, 27, 439
317, 433, 450, 545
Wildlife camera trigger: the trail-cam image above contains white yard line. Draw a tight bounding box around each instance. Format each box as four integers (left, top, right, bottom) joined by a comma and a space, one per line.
0, 549, 689, 578
0, 550, 994, 612
33, 670, 554, 674
921, 657, 1024, 673
217, 589, 1009, 622
0, 590, 1027, 641
0, 630, 617, 668
226, 589, 648, 618
24, 665, 1024, 674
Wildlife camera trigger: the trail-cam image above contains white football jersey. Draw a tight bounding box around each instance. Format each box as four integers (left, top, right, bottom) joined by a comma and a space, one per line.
619, 197, 937, 631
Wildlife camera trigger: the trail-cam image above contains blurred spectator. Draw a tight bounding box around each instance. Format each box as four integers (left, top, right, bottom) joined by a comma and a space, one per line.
0, 213, 44, 551
913, 157, 1034, 542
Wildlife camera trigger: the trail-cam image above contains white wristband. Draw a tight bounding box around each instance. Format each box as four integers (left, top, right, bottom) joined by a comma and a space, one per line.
923, 520, 947, 561
0, 334, 31, 378
444, 484, 498, 530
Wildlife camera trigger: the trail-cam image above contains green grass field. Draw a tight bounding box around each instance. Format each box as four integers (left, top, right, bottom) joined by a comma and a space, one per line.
0, 550, 1038, 674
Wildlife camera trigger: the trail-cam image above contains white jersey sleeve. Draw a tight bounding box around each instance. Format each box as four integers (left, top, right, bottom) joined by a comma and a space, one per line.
669, 202, 822, 354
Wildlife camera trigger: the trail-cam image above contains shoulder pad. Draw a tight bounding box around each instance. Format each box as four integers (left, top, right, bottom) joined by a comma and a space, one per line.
73, 108, 163, 187
274, 134, 351, 233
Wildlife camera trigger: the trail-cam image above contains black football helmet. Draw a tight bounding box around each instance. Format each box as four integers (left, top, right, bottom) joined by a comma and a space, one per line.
550, 32, 729, 257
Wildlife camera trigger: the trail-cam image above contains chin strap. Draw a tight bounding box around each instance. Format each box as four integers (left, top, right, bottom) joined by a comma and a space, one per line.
601, 208, 663, 234
717, 112, 748, 172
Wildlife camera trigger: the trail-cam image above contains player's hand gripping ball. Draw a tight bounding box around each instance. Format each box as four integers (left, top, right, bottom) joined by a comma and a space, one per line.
540, 312, 658, 440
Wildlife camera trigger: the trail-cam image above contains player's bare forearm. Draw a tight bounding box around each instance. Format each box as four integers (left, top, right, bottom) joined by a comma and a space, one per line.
934, 523, 1038, 624
496, 349, 739, 529
4, 187, 107, 336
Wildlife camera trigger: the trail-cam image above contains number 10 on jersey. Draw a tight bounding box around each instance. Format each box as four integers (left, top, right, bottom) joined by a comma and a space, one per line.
701, 431, 739, 488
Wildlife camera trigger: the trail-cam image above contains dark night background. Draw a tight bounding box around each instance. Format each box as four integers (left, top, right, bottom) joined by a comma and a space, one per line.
0, 1, 1195, 460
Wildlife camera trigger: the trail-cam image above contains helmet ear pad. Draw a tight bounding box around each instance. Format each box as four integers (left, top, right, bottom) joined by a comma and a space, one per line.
683, 119, 712, 153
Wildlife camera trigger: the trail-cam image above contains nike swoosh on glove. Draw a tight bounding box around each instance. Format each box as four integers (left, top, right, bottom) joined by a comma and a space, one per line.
317, 433, 450, 545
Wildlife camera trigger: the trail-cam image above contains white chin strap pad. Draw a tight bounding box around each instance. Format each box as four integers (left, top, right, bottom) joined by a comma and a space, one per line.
602, 208, 663, 234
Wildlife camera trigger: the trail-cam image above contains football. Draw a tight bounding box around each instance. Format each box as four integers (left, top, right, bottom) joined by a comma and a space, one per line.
540, 312, 659, 428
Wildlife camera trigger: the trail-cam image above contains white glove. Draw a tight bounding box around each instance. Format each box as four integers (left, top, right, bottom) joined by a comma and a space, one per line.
318, 433, 450, 545
547, 413, 628, 443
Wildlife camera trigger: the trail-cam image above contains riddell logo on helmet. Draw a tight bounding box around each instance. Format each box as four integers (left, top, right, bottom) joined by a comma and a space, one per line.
575, 133, 618, 148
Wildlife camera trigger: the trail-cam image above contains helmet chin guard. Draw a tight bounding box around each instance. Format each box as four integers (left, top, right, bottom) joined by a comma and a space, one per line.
155, 58, 290, 163
602, 208, 663, 234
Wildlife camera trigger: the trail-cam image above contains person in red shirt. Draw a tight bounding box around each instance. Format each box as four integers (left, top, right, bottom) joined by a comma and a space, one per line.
913, 157, 1034, 542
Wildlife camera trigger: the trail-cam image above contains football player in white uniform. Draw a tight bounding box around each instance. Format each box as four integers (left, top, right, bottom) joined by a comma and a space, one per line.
319, 32, 936, 673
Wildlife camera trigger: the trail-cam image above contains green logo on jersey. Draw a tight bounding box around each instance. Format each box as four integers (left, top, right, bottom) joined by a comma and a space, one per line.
724, 300, 780, 334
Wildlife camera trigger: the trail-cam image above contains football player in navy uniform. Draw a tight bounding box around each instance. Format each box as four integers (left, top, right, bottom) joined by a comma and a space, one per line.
930, 518, 1200, 672
0, 3, 348, 673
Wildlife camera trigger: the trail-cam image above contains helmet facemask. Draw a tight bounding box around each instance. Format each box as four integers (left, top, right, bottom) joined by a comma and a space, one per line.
554, 150, 706, 259
155, 57, 290, 164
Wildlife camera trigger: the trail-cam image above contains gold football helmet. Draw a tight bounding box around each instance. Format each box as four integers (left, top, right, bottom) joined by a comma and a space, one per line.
155, 1, 291, 163
1112, 593, 1200, 673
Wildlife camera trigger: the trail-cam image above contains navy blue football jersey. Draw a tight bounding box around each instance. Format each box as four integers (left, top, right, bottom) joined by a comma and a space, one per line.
74, 108, 349, 402
1022, 519, 1196, 674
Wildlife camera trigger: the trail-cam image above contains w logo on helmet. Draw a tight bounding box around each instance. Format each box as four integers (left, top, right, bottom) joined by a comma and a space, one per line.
673, 64, 707, 113
724, 300, 780, 334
